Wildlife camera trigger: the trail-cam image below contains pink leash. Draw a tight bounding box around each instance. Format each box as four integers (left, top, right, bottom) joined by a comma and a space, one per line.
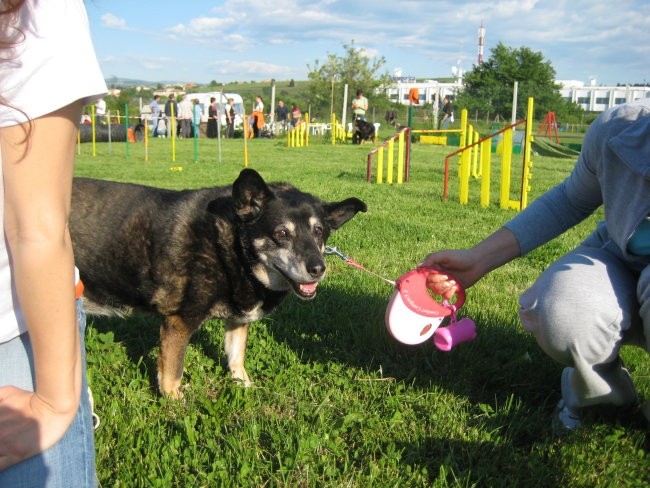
325, 246, 395, 286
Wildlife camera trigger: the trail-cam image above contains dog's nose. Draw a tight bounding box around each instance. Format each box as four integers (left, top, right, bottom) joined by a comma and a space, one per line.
308, 261, 325, 278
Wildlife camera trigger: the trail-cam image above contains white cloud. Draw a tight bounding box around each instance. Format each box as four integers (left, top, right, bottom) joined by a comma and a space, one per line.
101, 13, 128, 30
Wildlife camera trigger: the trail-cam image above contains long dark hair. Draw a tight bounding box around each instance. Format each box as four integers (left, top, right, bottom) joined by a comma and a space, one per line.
1, 1, 30, 141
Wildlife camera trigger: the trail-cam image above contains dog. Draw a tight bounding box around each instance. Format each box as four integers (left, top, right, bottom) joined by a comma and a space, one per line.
70, 169, 366, 397
352, 118, 376, 145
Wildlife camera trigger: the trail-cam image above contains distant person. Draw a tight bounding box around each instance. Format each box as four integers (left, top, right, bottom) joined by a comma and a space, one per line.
164, 95, 178, 138
352, 89, 368, 122
290, 103, 302, 127
275, 100, 288, 134
178, 94, 193, 138
225, 98, 235, 138
207, 96, 218, 138
440, 97, 453, 128
192, 98, 201, 138
95, 97, 106, 124
252, 95, 264, 138
149, 95, 161, 137
156, 115, 167, 138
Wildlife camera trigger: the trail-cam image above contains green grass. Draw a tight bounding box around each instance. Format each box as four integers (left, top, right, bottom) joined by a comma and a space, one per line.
76, 134, 649, 487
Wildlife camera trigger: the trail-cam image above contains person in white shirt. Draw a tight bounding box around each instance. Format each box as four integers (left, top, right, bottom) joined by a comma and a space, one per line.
0, 1, 106, 484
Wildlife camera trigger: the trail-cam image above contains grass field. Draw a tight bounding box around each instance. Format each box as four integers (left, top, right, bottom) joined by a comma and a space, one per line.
75, 133, 649, 487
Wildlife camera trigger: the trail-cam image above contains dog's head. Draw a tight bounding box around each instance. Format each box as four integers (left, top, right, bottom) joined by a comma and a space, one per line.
229, 168, 366, 299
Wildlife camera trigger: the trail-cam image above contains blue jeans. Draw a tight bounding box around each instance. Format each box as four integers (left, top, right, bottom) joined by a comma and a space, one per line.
0, 301, 97, 487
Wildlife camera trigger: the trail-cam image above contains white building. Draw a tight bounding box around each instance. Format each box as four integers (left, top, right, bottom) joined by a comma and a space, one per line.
384, 78, 650, 112
557, 80, 650, 112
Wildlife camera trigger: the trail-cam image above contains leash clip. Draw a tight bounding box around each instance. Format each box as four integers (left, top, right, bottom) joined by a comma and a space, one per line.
325, 245, 349, 261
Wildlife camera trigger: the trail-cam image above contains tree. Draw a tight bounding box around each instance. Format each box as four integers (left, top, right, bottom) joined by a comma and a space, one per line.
307, 40, 392, 119
455, 43, 583, 123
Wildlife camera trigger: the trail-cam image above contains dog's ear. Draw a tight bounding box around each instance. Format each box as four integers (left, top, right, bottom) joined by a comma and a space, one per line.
232, 168, 274, 221
324, 198, 367, 230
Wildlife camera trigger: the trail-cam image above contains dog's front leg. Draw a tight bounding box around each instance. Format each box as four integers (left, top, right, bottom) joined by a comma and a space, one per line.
224, 321, 251, 386
158, 315, 195, 398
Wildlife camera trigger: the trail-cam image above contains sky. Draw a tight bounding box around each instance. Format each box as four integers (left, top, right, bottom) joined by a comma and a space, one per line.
86, 0, 649, 87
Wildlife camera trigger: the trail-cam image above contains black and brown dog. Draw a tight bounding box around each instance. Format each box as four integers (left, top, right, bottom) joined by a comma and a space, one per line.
70, 169, 366, 397
352, 118, 376, 145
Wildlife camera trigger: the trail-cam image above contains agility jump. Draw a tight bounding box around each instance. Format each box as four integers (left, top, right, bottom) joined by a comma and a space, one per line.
366, 127, 411, 184
443, 97, 534, 211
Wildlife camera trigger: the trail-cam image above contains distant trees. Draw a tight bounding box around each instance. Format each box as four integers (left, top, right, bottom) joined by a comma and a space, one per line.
455, 43, 583, 123
307, 40, 393, 118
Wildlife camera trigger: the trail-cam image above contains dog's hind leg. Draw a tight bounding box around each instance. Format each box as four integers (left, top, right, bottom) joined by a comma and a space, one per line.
158, 315, 196, 398
224, 321, 252, 386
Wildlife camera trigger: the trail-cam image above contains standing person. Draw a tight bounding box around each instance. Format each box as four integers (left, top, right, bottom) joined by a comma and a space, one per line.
207, 96, 218, 138
164, 94, 178, 138
225, 98, 235, 138
0, 0, 107, 485
252, 95, 264, 138
149, 95, 161, 137
274, 100, 288, 134
177, 94, 193, 139
352, 89, 368, 121
192, 98, 201, 138
95, 97, 106, 124
421, 99, 650, 432
440, 96, 453, 128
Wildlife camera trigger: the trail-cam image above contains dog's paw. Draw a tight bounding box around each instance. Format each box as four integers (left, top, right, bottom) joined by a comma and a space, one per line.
158, 372, 185, 399
231, 367, 253, 387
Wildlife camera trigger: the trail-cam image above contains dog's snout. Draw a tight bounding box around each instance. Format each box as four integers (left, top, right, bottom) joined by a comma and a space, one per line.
308, 260, 325, 278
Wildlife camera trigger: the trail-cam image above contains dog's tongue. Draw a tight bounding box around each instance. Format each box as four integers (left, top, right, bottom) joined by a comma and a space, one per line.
299, 282, 318, 296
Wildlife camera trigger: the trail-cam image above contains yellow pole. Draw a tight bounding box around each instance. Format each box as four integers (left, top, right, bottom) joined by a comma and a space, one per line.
520, 97, 535, 210
386, 138, 394, 184
171, 103, 176, 162
459, 109, 468, 148
397, 130, 405, 184
377, 148, 384, 184
480, 139, 491, 207
471, 128, 480, 177
243, 115, 249, 167
500, 127, 513, 209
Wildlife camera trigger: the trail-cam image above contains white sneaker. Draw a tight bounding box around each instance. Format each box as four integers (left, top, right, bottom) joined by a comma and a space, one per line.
552, 399, 582, 433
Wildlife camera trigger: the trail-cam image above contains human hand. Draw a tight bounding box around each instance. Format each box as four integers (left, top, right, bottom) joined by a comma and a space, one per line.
420, 249, 482, 300
0, 385, 77, 471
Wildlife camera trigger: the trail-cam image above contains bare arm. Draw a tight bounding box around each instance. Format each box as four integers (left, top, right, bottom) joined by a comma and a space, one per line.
0, 101, 82, 470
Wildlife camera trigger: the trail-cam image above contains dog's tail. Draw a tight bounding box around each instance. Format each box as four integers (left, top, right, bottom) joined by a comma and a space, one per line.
82, 298, 133, 318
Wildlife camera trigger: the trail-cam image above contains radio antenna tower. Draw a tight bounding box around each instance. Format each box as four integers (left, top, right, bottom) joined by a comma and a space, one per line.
477, 21, 486, 64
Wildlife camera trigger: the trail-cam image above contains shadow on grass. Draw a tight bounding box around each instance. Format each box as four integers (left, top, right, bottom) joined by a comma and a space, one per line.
266, 285, 560, 408
85, 283, 561, 421
392, 435, 564, 486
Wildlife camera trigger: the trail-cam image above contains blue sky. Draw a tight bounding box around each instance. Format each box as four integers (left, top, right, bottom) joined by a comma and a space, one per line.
86, 0, 649, 86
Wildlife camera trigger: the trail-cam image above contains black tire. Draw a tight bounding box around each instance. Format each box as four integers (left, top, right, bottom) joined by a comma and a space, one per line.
78, 124, 127, 143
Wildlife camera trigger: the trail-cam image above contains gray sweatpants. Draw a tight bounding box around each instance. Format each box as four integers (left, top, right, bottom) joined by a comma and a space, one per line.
519, 223, 649, 410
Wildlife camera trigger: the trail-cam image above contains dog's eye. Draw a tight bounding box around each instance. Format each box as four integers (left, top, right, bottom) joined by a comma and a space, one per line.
313, 225, 323, 238
274, 228, 290, 241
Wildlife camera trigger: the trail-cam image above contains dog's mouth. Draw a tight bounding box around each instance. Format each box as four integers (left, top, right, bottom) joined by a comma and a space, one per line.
296, 281, 318, 299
